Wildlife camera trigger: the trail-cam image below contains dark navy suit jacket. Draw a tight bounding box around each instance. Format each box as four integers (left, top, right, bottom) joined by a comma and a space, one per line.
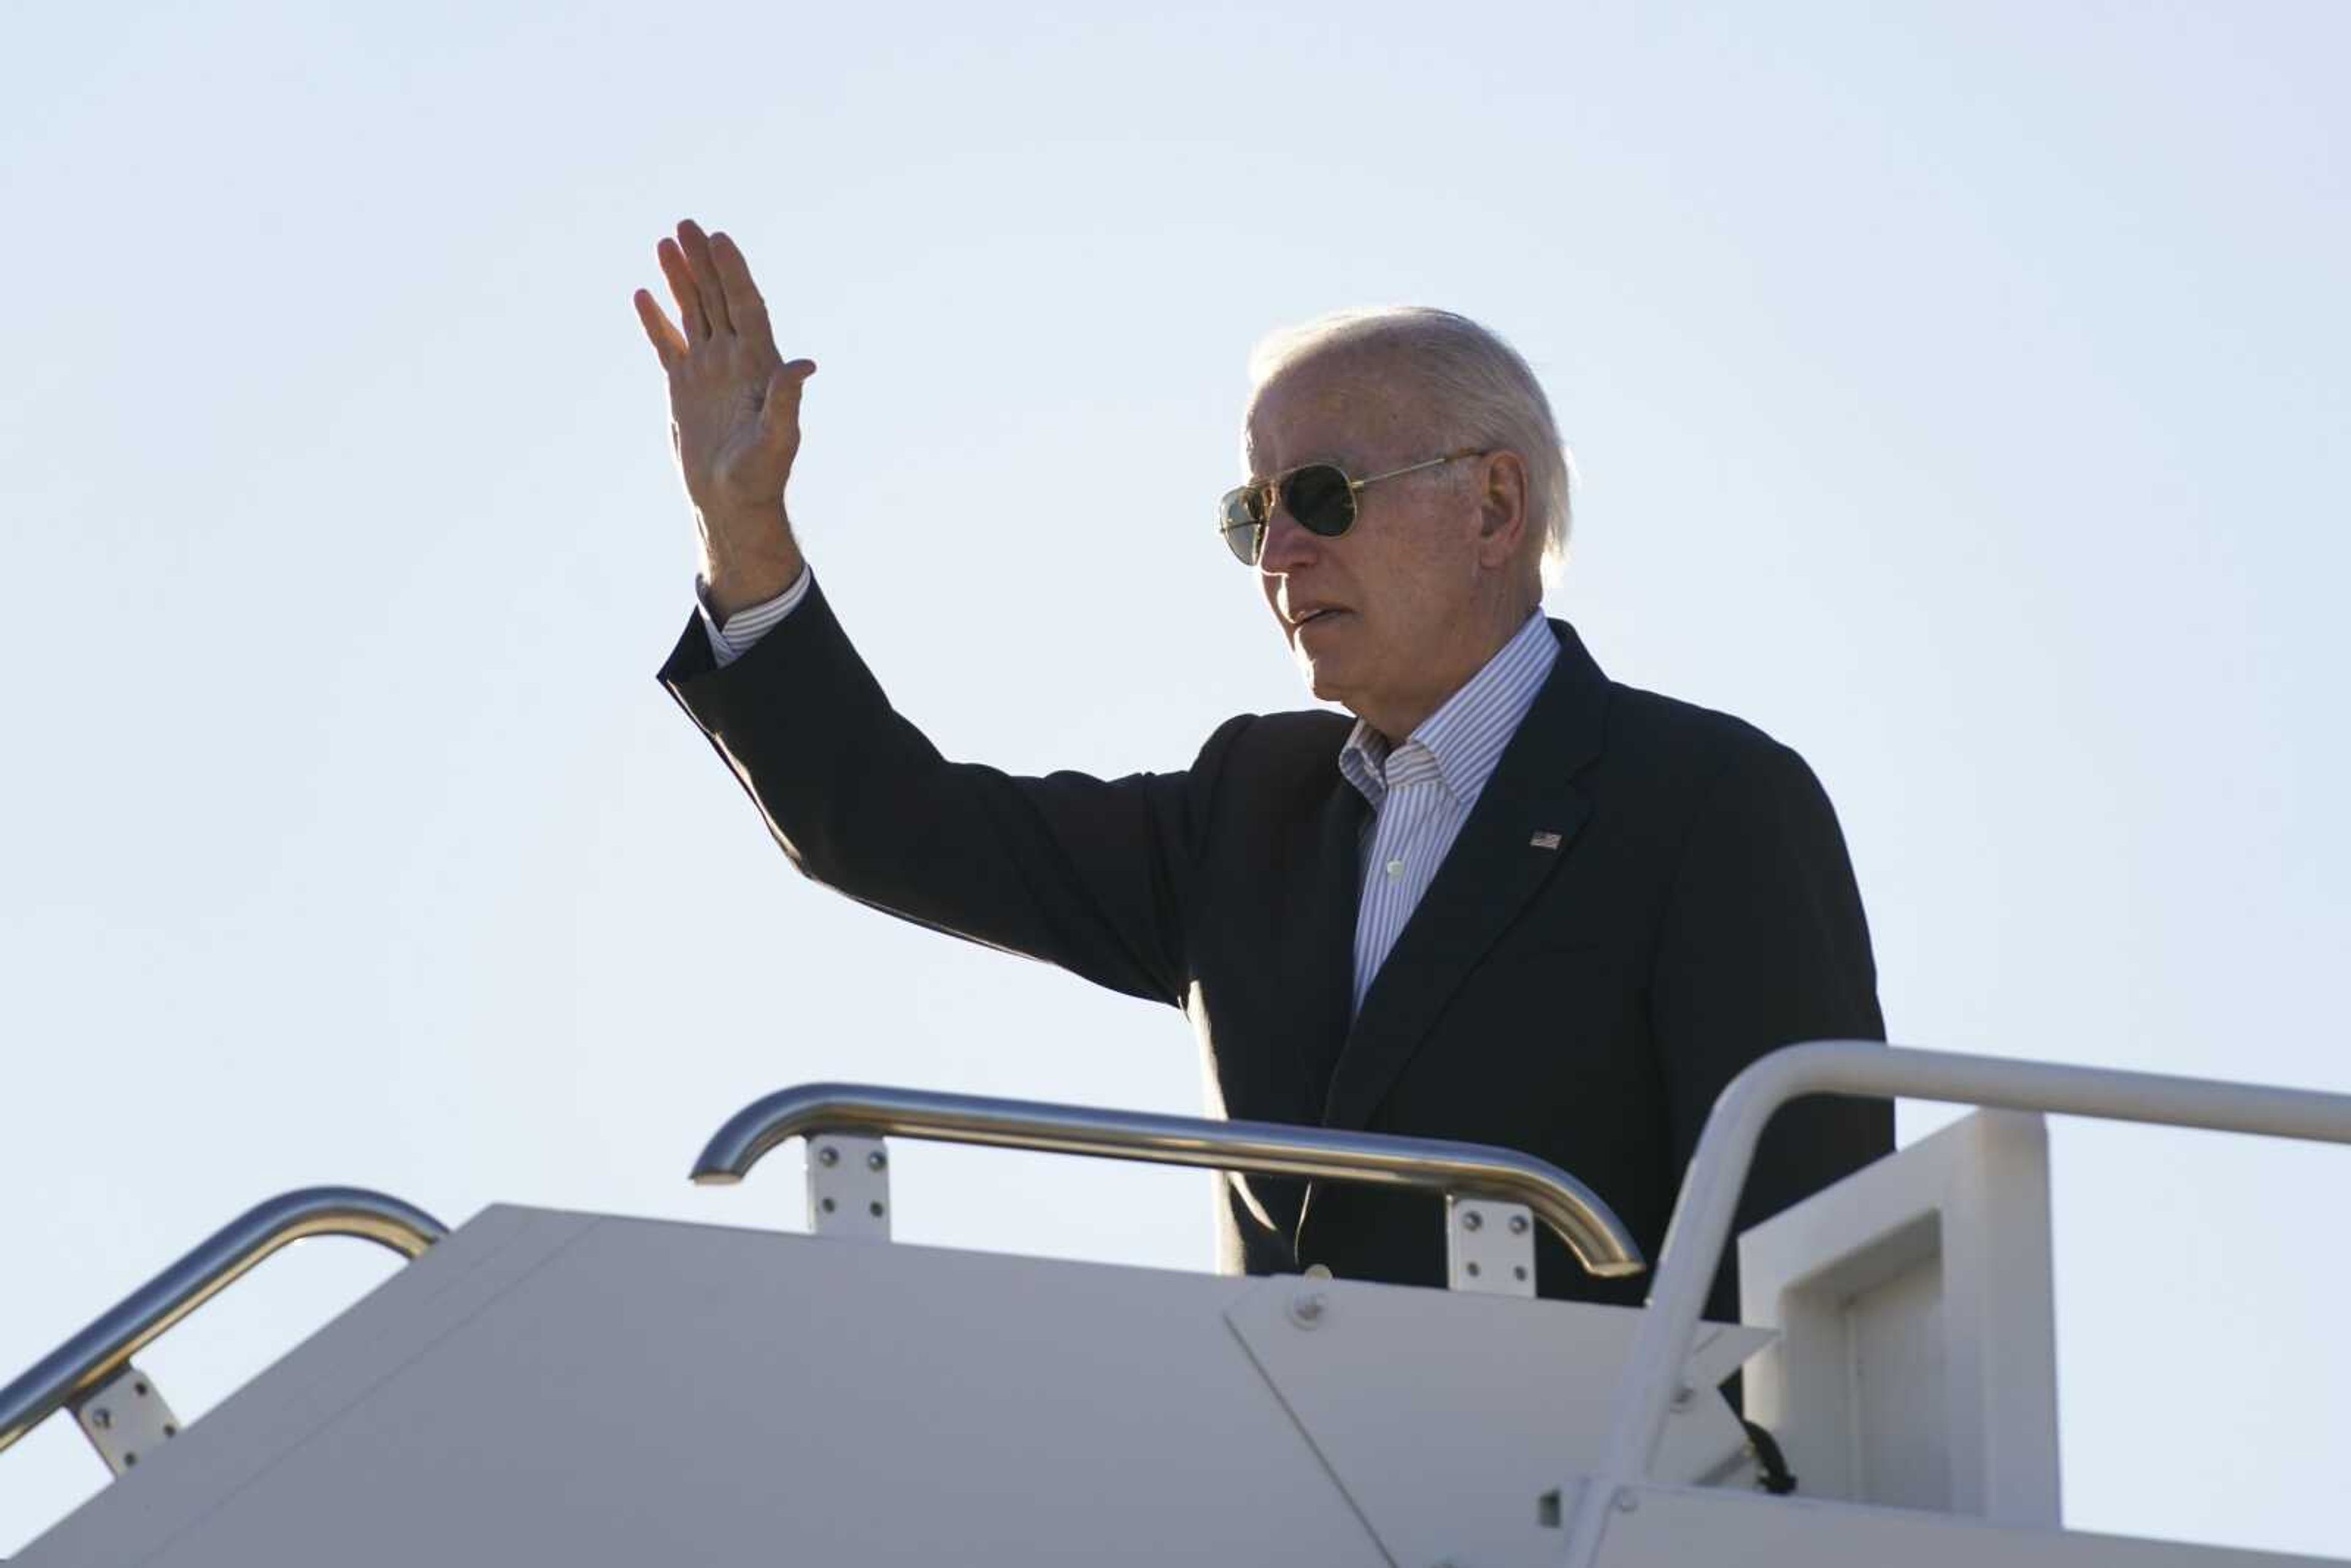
659, 580, 1892, 1321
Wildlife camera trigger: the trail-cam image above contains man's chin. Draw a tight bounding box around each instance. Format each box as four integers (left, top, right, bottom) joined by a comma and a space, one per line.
1292, 653, 1352, 709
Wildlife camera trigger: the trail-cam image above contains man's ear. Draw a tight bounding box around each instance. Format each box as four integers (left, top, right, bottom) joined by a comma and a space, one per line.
1474, 450, 1531, 567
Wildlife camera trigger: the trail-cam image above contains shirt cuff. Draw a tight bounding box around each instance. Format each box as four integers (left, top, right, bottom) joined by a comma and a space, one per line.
696, 565, 812, 668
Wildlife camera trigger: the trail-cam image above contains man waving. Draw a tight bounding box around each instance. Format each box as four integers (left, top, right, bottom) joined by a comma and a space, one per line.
640, 217, 1891, 1319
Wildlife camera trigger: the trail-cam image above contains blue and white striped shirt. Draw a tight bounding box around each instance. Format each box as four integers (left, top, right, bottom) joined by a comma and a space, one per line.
1337, 609, 1556, 1014
699, 576, 1556, 1012
697, 567, 812, 666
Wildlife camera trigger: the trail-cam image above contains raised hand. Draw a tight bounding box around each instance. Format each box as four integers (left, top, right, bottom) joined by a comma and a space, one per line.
632, 218, 816, 617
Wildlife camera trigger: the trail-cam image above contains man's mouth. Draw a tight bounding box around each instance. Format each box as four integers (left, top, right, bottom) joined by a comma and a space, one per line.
1289, 606, 1348, 629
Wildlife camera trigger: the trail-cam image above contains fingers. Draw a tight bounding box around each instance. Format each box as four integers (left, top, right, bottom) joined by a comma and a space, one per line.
631, 288, 687, 371
641, 219, 794, 372
677, 220, 733, 336
707, 231, 774, 348
657, 235, 710, 341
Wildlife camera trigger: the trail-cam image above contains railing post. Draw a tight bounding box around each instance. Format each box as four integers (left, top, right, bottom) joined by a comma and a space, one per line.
1558, 1041, 2351, 1568
0, 1187, 446, 1471
691, 1082, 1647, 1283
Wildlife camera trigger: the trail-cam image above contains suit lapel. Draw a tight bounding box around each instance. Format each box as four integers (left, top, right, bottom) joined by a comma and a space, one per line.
1228, 762, 1365, 1250
1316, 620, 1611, 1134
1290, 779, 1368, 1112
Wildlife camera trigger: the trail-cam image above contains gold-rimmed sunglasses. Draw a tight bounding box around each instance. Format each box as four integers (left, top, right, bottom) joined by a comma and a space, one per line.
1217, 449, 1491, 565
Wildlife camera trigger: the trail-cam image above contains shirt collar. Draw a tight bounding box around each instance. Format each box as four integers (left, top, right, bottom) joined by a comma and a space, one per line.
1338, 610, 1558, 811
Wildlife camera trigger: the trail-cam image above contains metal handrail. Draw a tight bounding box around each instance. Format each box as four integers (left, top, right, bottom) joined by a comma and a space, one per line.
691, 1081, 1646, 1279
1562, 1040, 2351, 1567
0, 1187, 446, 1458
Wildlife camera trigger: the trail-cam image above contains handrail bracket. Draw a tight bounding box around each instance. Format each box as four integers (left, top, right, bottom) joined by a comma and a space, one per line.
67, 1363, 180, 1476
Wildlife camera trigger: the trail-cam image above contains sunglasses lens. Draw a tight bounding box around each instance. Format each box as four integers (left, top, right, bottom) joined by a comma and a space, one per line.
1220, 486, 1269, 565
1283, 465, 1356, 537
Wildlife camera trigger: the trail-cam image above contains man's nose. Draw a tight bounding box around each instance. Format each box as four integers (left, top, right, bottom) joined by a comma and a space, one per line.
1255, 505, 1321, 575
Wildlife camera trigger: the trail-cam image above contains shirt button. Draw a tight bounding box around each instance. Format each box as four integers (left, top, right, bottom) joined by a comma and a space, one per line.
1385, 858, 1405, 879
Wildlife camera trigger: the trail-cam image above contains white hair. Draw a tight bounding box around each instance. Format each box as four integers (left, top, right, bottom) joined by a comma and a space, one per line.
1246, 306, 1575, 587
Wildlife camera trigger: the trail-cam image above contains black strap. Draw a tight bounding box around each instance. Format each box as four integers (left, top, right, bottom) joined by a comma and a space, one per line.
1740, 1417, 1799, 1495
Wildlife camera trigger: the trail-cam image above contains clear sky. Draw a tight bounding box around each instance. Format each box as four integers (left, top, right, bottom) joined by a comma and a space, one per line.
3, 2, 2345, 1555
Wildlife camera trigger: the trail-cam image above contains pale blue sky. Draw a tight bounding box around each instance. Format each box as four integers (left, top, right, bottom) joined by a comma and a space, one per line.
3, 2, 2345, 1555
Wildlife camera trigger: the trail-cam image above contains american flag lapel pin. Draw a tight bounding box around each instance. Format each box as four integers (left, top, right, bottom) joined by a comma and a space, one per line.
1529, 830, 1563, 851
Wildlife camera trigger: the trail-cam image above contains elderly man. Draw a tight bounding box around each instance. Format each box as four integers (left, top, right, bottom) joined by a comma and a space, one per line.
639, 219, 1890, 1320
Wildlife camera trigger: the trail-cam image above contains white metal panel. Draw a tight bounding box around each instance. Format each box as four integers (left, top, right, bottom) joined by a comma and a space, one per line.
1593, 1484, 2339, 1568
70, 1364, 182, 1477
21, 1208, 1388, 1567
1739, 1109, 2061, 1523
20, 1203, 596, 1566
805, 1133, 891, 1238
1848, 1250, 1947, 1510
1444, 1197, 1538, 1296
1225, 1276, 1769, 1568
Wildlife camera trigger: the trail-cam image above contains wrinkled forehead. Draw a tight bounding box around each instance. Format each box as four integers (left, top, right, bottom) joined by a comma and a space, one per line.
1243, 347, 1434, 476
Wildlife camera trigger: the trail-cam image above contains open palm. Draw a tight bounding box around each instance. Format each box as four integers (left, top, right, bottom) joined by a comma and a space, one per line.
632, 219, 815, 592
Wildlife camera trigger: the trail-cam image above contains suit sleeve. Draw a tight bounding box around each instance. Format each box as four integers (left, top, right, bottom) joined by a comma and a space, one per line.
1650, 738, 1894, 1321
656, 576, 1233, 1008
